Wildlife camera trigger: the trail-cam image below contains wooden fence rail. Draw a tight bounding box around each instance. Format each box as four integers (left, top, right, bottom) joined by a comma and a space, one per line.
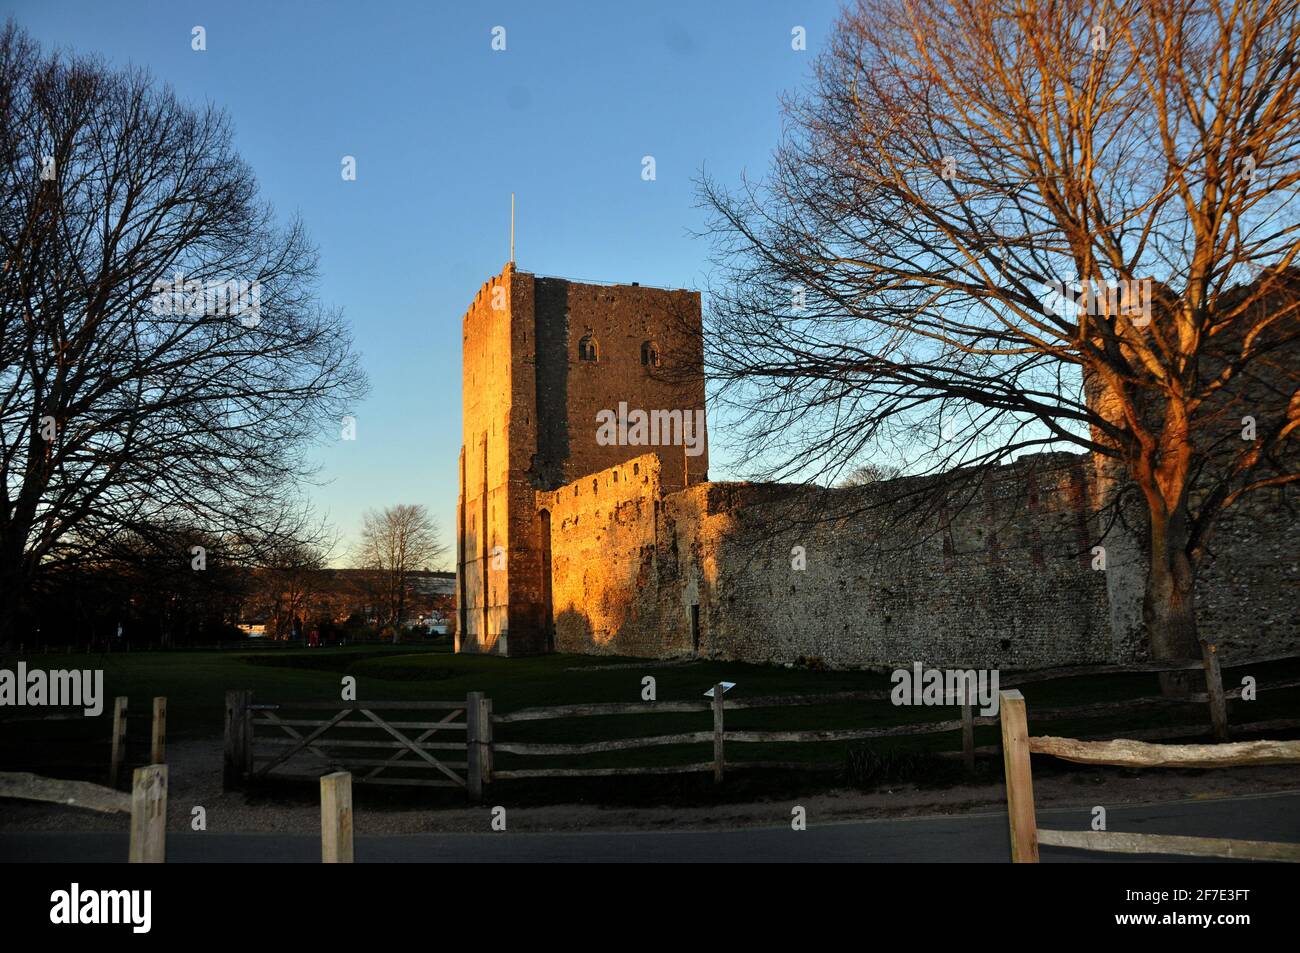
1034, 829, 1300, 862
0, 771, 131, 813
1028, 735, 1300, 768
999, 688, 1300, 863
481, 653, 1299, 788
484, 683, 1001, 786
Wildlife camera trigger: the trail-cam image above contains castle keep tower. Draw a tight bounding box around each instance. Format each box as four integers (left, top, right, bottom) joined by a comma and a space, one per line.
456, 263, 707, 655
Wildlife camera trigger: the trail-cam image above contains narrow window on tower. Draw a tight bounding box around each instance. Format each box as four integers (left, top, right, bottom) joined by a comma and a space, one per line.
640, 340, 660, 367
578, 334, 599, 362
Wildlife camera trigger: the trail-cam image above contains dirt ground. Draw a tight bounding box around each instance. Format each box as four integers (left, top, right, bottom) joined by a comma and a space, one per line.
2, 738, 1298, 835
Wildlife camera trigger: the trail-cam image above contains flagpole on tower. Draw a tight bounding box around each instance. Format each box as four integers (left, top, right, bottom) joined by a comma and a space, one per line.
510, 192, 515, 264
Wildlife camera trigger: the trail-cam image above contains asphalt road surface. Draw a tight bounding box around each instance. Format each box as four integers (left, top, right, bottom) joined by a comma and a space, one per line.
2, 792, 1297, 862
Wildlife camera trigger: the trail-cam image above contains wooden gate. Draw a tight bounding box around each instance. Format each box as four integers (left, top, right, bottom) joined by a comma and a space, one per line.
226, 695, 470, 790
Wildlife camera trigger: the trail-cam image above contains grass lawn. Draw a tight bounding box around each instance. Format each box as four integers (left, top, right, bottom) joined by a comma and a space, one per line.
3, 644, 1296, 803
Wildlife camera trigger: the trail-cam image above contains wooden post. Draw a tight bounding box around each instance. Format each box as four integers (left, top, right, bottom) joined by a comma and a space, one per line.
1201, 641, 1229, 742
244, 689, 255, 777
712, 683, 725, 784
999, 689, 1039, 863
961, 683, 975, 773
223, 690, 251, 790
109, 696, 128, 788
151, 697, 167, 764
128, 764, 167, 863
478, 695, 493, 785
223, 690, 237, 788
466, 691, 485, 803
320, 771, 354, 863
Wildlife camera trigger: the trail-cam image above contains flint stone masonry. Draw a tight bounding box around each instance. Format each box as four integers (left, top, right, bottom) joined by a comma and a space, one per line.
538, 452, 1112, 667
458, 264, 1299, 666
1193, 486, 1299, 661
535, 451, 1296, 668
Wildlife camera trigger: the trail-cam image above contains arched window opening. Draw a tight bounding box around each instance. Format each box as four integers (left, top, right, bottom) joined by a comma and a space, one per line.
578, 335, 599, 362
640, 340, 660, 367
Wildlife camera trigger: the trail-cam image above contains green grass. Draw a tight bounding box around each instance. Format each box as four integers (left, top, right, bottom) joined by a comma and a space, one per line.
2, 645, 1296, 805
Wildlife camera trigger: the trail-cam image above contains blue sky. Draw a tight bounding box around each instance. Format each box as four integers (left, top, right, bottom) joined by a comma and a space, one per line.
3, 0, 839, 566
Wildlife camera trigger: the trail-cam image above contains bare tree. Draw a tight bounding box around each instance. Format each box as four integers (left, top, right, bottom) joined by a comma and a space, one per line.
700, 0, 1299, 684
249, 540, 331, 640
354, 505, 447, 631
0, 25, 367, 643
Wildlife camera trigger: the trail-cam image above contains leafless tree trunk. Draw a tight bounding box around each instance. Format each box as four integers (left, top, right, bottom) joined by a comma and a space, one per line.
699, 0, 1299, 689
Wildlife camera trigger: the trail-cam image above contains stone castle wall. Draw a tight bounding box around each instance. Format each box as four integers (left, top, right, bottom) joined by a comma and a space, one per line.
538, 452, 1115, 668
537, 450, 1297, 668
1192, 486, 1300, 661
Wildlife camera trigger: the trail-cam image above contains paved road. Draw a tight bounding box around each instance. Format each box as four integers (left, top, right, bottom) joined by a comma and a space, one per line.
2, 792, 1297, 862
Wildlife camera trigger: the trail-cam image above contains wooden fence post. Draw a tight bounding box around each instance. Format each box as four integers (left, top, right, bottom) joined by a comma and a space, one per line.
320, 771, 353, 863
109, 697, 128, 788
999, 689, 1039, 863
128, 764, 167, 863
961, 682, 975, 773
223, 690, 251, 790
151, 697, 167, 764
479, 695, 493, 785
712, 683, 725, 784
1201, 641, 1229, 742
244, 689, 255, 777
466, 691, 486, 803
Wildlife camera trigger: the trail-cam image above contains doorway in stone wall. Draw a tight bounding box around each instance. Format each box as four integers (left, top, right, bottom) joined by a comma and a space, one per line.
540, 509, 554, 653
690, 604, 700, 655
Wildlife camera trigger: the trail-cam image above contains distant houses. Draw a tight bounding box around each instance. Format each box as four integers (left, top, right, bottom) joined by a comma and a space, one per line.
239, 568, 455, 639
